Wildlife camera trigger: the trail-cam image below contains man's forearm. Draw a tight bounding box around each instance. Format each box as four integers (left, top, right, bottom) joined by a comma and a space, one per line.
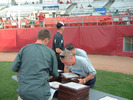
56, 48, 62, 54
64, 66, 71, 73
84, 74, 96, 83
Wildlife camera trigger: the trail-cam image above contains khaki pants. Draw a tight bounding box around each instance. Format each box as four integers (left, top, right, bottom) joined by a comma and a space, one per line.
18, 96, 22, 100
18, 95, 51, 100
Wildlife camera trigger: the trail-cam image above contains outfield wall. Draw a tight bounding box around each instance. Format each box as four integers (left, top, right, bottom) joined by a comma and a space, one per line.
0, 25, 133, 57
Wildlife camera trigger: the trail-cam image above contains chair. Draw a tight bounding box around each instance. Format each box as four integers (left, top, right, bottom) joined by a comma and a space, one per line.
92, 22, 97, 26
83, 19, 90, 26
122, 16, 128, 21
113, 17, 120, 25
88, 22, 93, 26
21, 22, 26, 28
122, 16, 129, 25
64, 20, 70, 27
83, 23, 88, 26
12, 22, 17, 28
98, 19, 104, 25
130, 20, 133, 24
105, 22, 112, 25
8, 25, 13, 28
5, 24, 11, 28
34, 20, 40, 28
70, 20, 76, 26
34, 24, 40, 28
51, 20, 57, 27
45, 21, 52, 27
113, 17, 119, 21
76, 20, 82, 26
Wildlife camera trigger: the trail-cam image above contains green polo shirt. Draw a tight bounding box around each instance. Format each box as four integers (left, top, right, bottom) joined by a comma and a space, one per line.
10, 43, 59, 100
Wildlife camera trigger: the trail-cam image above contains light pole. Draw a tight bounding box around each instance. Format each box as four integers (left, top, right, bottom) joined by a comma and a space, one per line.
8, 0, 9, 6
18, 0, 21, 28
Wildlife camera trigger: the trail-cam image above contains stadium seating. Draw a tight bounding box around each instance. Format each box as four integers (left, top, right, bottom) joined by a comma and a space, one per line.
109, 0, 133, 14
0, 0, 133, 29
0, 14, 131, 29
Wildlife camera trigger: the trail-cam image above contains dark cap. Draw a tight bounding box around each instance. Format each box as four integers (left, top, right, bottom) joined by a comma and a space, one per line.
56, 22, 66, 28
65, 43, 75, 50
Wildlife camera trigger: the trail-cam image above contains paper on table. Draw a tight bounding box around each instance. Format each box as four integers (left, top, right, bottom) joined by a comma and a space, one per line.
99, 96, 119, 100
61, 82, 87, 90
49, 81, 62, 89
50, 88, 56, 99
58, 70, 63, 72
62, 73, 79, 78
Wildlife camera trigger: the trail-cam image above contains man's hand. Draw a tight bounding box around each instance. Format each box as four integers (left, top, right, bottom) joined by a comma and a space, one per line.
78, 79, 84, 84
56, 48, 62, 54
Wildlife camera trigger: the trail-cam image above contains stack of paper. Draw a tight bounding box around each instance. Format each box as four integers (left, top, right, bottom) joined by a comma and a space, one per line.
99, 96, 119, 100
49, 81, 62, 89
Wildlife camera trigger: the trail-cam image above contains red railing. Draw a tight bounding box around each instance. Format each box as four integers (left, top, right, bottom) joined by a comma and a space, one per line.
0, 14, 133, 29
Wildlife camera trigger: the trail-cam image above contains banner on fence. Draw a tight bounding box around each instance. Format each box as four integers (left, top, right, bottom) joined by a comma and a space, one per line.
43, 6, 59, 10
94, 8, 106, 15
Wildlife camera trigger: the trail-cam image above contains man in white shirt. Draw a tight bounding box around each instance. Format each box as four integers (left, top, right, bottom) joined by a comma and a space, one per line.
60, 50, 96, 88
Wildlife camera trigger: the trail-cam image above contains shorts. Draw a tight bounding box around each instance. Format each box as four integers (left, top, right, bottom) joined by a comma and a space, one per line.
39, 21, 44, 25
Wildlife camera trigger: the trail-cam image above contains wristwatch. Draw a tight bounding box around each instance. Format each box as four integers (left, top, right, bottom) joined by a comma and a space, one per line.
83, 79, 86, 84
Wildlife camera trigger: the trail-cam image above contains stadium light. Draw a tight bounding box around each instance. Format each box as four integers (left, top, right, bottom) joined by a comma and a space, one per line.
18, 0, 20, 28
8, 0, 9, 6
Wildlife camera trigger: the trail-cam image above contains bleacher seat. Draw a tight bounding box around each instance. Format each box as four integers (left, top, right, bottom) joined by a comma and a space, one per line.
109, 0, 133, 14
0, 0, 133, 28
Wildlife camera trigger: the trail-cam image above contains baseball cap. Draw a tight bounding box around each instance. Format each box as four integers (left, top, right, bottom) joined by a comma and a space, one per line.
56, 22, 66, 28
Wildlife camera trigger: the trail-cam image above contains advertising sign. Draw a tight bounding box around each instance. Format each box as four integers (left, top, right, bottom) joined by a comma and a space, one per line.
43, 6, 59, 10
94, 8, 106, 15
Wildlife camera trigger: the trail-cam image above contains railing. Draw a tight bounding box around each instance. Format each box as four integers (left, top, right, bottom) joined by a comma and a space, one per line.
0, 14, 133, 29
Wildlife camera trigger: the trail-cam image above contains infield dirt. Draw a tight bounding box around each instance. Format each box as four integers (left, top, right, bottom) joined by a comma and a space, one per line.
0, 52, 133, 75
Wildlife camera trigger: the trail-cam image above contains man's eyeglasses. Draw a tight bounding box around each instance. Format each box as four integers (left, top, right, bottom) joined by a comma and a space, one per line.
60, 55, 65, 58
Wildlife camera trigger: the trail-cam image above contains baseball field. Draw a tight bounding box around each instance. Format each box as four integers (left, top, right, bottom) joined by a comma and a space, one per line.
0, 52, 133, 100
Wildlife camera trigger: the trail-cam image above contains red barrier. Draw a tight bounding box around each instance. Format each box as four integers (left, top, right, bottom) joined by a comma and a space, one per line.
0, 29, 17, 52
116, 25, 133, 56
46, 28, 58, 49
16, 28, 40, 50
79, 26, 117, 55
63, 27, 80, 48
0, 25, 133, 57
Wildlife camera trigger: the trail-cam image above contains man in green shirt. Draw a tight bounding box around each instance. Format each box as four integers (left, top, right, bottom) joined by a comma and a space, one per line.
10, 29, 59, 100
114, 10, 119, 15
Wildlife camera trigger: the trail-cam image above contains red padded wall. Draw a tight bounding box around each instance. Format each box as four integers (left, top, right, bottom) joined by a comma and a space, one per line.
79, 26, 117, 55
0, 29, 17, 52
0, 25, 133, 57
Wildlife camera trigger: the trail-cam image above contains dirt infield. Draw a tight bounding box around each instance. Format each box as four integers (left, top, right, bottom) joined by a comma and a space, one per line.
0, 52, 133, 75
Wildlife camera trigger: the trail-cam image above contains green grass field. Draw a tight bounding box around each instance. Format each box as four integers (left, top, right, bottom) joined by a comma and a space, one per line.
0, 61, 133, 100
0, 62, 18, 100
